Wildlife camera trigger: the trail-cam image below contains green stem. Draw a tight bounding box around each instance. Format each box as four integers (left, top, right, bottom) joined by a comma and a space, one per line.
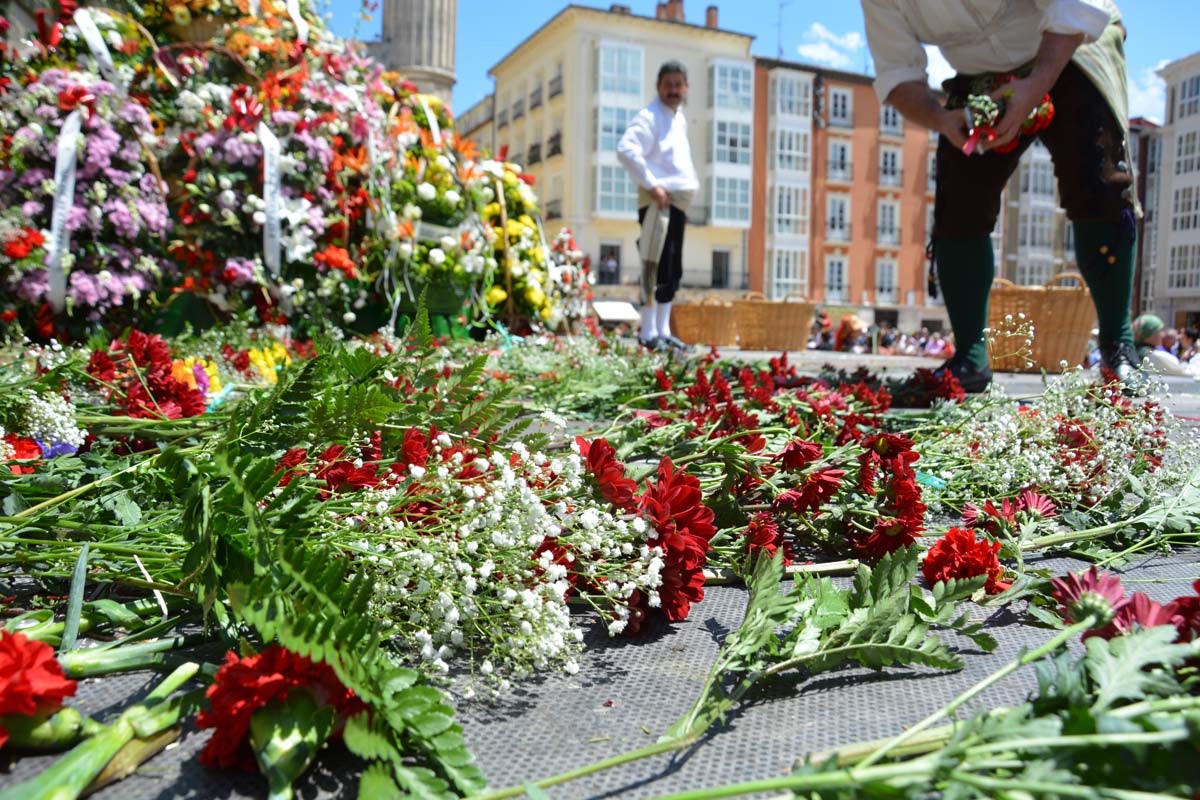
852, 616, 1096, 770
466, 736, 696, 800
948, 770, 1181, 800
647, 760, 929, 800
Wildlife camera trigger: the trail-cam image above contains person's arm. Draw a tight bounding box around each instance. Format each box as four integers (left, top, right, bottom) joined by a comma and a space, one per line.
862, 1, 970, 149
988, 31, 1084, 148
616, 110, 668, 209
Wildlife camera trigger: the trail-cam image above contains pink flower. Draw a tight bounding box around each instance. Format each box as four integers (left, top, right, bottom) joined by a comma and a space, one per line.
1050, 566, 1127, 628
1017, 489, 1057, 519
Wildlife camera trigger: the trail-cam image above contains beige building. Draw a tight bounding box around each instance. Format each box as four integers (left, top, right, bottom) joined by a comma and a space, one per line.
997, 140, 1077, 287
484, 2, 755, 293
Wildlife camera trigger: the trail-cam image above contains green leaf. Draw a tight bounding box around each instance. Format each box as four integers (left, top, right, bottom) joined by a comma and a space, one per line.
1086, 626, 1194, 712
59, 543, 90, 654
103, 491, 142, 527
411, 711, 454, 738
357, 762, 403, 800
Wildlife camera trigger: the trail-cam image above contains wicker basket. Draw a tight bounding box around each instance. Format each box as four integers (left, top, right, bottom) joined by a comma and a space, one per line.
671, 295, 738, 346
733, 292, 816, 351
987, 273, 1096, 373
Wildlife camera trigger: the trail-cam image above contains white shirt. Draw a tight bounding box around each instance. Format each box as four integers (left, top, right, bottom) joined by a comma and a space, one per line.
616, 98, 699, 194
863, 0, 1119, 104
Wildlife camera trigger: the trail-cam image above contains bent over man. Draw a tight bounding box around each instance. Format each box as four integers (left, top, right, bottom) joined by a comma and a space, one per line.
862, 0, 1138, 391
617, 60, 699, 350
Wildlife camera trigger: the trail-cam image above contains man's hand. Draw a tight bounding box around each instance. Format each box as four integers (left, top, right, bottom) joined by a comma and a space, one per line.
936, 107, 969, 151
989, 77, 1046, 150
650, 186, 670, 210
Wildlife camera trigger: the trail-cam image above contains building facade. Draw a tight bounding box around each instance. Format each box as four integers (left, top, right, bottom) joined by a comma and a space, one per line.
485, 2, 755, 293
367, 0, 457, 104
1130, 117, 1162, 314
1151, 52, 1200, 329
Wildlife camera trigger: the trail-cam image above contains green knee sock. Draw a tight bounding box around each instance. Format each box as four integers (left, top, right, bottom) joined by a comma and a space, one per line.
934, 236, 995, 369
1072, 220, 1135, 347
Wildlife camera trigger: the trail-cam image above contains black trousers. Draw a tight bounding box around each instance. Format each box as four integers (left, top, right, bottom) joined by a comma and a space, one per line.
933, 62, 1133, 239
637, 205, 687, 304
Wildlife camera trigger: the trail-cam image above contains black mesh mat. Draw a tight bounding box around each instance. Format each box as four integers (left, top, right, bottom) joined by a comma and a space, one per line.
3, 550, 1198, 799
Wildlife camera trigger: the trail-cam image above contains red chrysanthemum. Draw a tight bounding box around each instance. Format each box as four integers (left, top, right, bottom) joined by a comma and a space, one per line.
640, 458, 716, 544
853, 515, 922, 561
577, 437, 638, 512
395, 426, 432, 471
1165, 580, 1200, 643
742, 512, 790, 564
773, 468, 845, 515
1090, 591, 1174, 640
858, 433, 918, 494
0, 630, 77, 749
775, 439, 823, 472
196, 645, 365, 771
1051, 567, 1127, 628
921, 527, 1008, 594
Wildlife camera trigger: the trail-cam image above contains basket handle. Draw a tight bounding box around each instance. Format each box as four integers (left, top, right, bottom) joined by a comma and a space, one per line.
698, 295, 727, 306
742, 291, 768, 302
991, 278, 1016, 288
782, 292, 810, 303
1044, 272, 1087, 289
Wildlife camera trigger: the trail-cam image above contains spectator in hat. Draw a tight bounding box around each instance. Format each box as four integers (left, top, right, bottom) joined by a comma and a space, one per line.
1132, 314, 1198, 378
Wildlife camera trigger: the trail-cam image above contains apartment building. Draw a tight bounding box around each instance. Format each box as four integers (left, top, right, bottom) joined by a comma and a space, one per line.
997, 140, 1075, 286
1130, 117, 1162, 313
1151, 51, 1200, 329
484, 2, 755, 291
748, 59, 942, 332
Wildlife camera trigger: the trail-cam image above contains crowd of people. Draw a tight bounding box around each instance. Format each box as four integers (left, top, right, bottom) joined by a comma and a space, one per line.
806, 311, 958, 358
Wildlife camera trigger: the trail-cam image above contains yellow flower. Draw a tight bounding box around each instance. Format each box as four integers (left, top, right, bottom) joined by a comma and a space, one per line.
525, 286, 546, 308
247, 343, 291, 384
518, 214, 534, 227
540, 306, 554, 322
483, 202, 501, 219
485, 285, 508, 305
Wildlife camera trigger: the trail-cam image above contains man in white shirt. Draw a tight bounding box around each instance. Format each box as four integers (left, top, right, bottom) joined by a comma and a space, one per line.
862, 0, 1139, 392
617, 61, 700, 350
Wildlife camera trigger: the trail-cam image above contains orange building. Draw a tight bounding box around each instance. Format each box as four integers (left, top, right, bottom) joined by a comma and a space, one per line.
749, 58, 947, 333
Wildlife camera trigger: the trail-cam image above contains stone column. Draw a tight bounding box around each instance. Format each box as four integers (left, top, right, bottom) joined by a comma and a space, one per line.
378, 0, 457, 105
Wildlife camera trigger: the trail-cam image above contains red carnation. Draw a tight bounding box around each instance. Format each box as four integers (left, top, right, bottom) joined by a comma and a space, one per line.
0, 630, 77, 749
577, 437, 638, 512
921, 527, 1008, 594
3, 433, 41, 474
395, 426, 431, 471
773, 468, 845, 515
196, 645, 365, 771
742, 512, 790, 564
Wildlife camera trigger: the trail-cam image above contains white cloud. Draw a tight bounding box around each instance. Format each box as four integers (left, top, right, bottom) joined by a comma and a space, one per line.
1128, 60, 1168, 124
796, 41, 854, 69
923, 45, 955, 88
796, 22, 864, 70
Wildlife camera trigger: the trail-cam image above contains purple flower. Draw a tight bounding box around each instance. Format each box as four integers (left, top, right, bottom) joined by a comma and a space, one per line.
68, 270, 102, 307
35, 439, 78, 459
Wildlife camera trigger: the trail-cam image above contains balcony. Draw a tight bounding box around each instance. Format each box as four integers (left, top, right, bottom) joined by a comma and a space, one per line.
530, 86, 543, 110
827, 161, 853, 182
527, 143, 542, 165
548, 75, 563, 99
825, 287, 848, 303
497, 109, 508, 129
826, 223, 851, 242
879, 168, 903, 188
546, 132, 563, 157
880, 124, 904, 138
877, 228, 900, 246
876, 289, 898, 305
829, 112, 854, 128
512, 99, 525, 120
545, 199, 562, 220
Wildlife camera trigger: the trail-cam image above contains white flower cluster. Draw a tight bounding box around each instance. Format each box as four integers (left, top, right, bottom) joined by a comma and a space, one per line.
21, 390, 86, 449
333, 435, 662, 681
0, 426, 12, 463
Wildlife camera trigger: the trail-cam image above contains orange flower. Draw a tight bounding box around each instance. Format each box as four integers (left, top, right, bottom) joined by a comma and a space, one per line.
313, 245, 357, 279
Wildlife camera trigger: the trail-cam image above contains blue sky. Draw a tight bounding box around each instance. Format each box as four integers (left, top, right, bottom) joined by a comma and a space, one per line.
321, 0, 1195, 124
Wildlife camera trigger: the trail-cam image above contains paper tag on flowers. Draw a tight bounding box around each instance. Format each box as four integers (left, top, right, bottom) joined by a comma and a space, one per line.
286, 0, 310, 44
419, 96, 442, 146
257, 121, 282, 277
73, 10, 124, 93
47, 109, 83, 313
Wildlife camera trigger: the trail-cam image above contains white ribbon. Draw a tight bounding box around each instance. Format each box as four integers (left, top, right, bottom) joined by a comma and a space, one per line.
249, 0, 261, 15
286, 0, 309, 44
257, 121, 282, 277
73, 10, 124, 93
419, 96, 442, 146
47, 109, 83, 313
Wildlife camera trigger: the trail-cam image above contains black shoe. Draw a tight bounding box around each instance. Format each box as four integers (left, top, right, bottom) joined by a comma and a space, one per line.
659, 334, 692, 352
1099, 340, 1146, 394
933, 354, 993, 394
638, 336, 667, 352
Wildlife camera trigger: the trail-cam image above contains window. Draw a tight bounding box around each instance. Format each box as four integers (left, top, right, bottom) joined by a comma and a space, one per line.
773, 184, 809, 235
1178, 74, 1200, 119
1173, 186, 1199, 231
775, 75, 810, 116
876, 259, 897, 303
713, 63, 753, 110
927, 151, 937, 191
1015, 256, 1053, 286
549, 62, 564, 98
713, 176, 751, 222
880, 147, 901, 186
828, 139, 851, 180
770, 248, 807, 298
881, 105, 902, 135
599, 44, 642, 95
530, 80, 543, 109
1147, 136, 1160, 174
925, 204, 935, 239
829, 87, 852, 125
596, 165, 637, 214
1019, 208, 1054, 249
774, 128, 810, 172
1020, 160, 1055, 196
598, 242, 622, 284
1167, 244, 1200, 290
827, 195, 849, 240
715, 121, 752, 165
1177, 131, 1199, 175
711, 249, 731, 288
597, 106, 638, 153
824, 255, 847, 301
877, 200, 899, 244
